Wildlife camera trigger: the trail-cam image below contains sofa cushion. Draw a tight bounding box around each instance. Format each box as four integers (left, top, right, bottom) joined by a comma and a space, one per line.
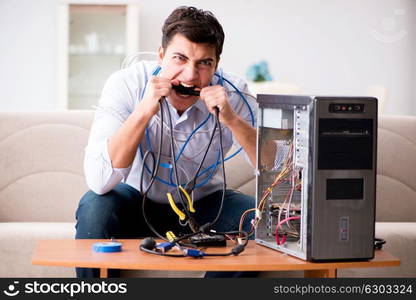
222, 145, 255, 191
338, 222, 416, 277
0, 222, 76, 277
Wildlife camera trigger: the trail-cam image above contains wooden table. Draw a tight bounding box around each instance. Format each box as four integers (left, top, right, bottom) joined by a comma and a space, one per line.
32, 239, 400, 278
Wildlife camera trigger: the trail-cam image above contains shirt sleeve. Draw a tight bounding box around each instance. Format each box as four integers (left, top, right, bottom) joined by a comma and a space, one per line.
227, 78, 258, 167
83, 70, 135, 195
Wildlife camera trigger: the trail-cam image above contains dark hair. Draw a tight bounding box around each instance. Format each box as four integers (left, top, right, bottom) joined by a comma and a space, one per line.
162, 6, 225, 60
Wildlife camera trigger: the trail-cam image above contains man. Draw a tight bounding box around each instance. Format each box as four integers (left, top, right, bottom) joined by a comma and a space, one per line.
75, 6, 257, 278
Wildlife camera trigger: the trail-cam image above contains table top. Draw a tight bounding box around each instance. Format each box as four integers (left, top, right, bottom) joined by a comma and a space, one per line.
32, 239, 400, 272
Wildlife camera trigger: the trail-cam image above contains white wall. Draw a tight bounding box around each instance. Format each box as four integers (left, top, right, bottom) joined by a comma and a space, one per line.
0, 0, 415, 115
0, 0, 57, 110
413, 0, 416, 114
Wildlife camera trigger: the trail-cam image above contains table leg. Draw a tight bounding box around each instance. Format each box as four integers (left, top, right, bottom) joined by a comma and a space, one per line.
100, 268, 108, 278
304, 268, 337, 278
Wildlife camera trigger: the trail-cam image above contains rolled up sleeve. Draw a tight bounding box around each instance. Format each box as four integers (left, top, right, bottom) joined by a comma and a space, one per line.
229, 80, 258, 167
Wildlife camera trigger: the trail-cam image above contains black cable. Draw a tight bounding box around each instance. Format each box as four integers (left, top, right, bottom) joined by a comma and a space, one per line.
140, 99, 165, 195
185, 114, 218, 193
139, 151, 155, 195
199, 108, 226, 232
374, 238, 386, 250
214, 230, 249, 246
139, 230, 249, 257
139, 101, 244, 251
164, 100, 200, 233
137, 104, 249, 258
139, 98, 222, 239
139, 246, 185, 257
200, 230, 248, 257
171, 84, 200, 96
140, 98, 167, 240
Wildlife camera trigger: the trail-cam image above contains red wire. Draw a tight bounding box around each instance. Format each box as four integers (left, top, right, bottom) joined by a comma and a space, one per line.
275, 216, 301, 245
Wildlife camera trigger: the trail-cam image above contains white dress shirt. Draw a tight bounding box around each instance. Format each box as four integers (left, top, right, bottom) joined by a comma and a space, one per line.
84, 60, 257, 203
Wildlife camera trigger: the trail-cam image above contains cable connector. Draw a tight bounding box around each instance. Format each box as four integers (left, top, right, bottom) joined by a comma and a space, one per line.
166, 231, 176, 242
183, 248, 205, 258
156, 242, 175, 252
199, 223, 212, 233
184, 180, 196, 194
231, 244, 245, 255
213, 106, 220, 116
237, 237, 245, 245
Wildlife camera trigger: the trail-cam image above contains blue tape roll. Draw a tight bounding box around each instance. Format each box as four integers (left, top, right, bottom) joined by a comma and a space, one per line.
92, 242, 122, 253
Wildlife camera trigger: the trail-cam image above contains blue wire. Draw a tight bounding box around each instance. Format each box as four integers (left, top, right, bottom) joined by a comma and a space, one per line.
219, 75, 255, 126
173, 71, 254, 164
139, 141, 176, 186
139, 66, 255, 187
198, 146, 243, 178
174, 114, 212, 161
195, 150, 220, 188
139, 66, 178, 186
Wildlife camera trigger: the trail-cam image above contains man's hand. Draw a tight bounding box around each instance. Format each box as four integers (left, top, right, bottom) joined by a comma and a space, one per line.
139, 76, 179, 118
200, 85, 237, 125
108, 76, 178, 169
201, 85, 257, 166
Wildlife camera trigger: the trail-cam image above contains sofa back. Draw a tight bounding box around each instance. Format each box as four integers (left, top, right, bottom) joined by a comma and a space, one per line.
376, 115, 416, 221
0, 111, 93, 222
0, 112, 414, 222
247, 114, 415, 222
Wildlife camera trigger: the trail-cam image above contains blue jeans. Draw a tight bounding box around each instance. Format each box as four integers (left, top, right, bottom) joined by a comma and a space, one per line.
75, 183, 256, 278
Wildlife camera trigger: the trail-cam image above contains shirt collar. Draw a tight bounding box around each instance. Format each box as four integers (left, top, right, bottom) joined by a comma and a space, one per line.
164, 98, 207, 125
173, 99, 208, 125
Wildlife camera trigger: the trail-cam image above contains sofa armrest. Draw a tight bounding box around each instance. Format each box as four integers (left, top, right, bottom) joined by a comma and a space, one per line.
339, 222, 416, 277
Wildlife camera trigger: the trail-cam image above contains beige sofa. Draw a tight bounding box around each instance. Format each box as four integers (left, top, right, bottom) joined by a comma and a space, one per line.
0, 111, 415, 277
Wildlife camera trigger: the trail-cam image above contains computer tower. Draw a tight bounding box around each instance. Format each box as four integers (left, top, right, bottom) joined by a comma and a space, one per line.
255, 95, 377, 261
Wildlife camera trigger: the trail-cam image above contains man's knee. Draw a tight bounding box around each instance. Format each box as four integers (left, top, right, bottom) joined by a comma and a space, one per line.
226, 190, 255, 211
75, 190, 123, 239
225, 190, 255, 233
76, 190, 119, 219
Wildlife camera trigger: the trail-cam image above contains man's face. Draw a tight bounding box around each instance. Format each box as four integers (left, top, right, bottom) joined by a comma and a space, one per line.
158, 33, 218, 112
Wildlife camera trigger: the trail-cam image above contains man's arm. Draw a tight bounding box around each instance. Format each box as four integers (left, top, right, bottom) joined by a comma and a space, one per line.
107, 109, 151, 168
222, 115, 256, 166
108, 76, 175, 168
84, 73, 175, 195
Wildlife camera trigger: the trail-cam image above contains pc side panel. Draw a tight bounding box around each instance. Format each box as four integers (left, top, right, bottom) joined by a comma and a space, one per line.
310, 97, 377, 261
255, 95, 376, 261
305, 104, 316, 261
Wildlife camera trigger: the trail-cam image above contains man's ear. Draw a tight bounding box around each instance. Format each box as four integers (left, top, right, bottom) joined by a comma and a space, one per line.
157, 46, 164, 65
